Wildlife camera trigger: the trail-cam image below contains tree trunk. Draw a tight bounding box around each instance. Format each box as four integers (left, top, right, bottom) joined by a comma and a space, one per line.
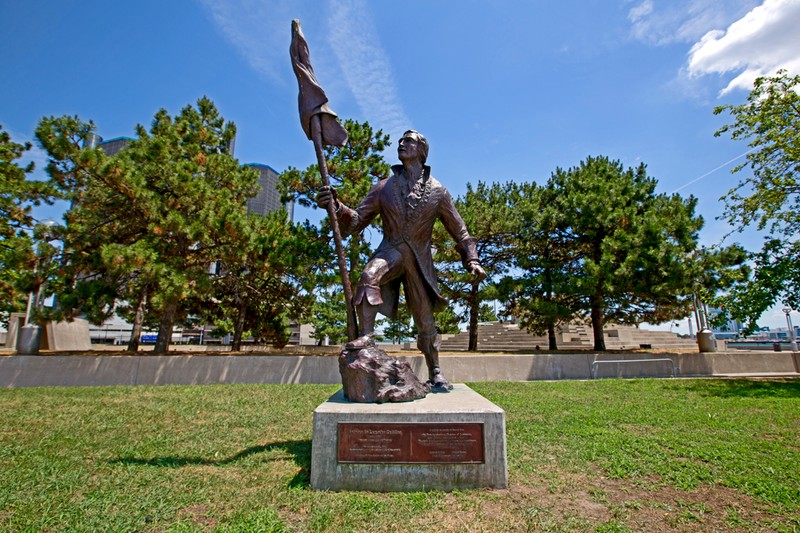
589, 240, 607, 351
590, 295, 606, 351
467, 283, 480, 352
545, 268, 557, 350
547, 320, 558, 350
126, 286, 148, 352
154, 301, 177, 354
231, 301, 247, 351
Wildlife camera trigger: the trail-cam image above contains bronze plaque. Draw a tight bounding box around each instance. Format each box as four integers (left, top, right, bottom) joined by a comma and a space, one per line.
337, 422, 484, 464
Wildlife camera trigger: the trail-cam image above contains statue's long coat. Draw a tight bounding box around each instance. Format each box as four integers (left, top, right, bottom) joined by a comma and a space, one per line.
337, 164, 478, 319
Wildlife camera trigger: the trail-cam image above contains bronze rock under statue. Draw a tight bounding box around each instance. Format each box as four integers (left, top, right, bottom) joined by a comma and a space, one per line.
338, 345, 430, 403
317, 130, 487, 399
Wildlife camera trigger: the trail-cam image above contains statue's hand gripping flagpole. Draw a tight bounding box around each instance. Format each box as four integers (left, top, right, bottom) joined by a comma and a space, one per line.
290, 19, 359, 342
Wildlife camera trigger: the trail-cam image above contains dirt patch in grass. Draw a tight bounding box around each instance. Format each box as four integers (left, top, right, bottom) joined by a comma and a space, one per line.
178, 504, 218, 530
490, 473, 782, 532
383, 473, 785, 532
604, 475, 782, 531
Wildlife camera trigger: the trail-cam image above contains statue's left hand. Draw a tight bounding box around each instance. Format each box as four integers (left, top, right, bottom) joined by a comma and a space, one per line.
468, 261, 487, 282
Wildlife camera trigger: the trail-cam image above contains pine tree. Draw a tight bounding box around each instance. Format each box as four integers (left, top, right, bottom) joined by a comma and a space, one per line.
190, 211, 321, 350
35, 98, 263, 353
0, 125, 54, 326
543, 156, 703, 350
502, 181, 585, 350
433, 181, 517, 351
279, 120, 390, 342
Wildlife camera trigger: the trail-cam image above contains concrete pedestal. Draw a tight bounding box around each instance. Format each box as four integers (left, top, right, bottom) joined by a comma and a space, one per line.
311, 384, 507, 491
16, 324, 42, 355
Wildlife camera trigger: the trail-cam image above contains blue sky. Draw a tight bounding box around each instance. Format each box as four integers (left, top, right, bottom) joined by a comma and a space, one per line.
2, 0, 799, 332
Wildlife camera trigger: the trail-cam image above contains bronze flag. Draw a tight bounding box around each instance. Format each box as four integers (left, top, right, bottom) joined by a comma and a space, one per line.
290, 20, 348, 148
289, 19, 358, 341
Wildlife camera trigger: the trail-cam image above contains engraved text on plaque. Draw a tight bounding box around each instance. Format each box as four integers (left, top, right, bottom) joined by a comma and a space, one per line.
337, 422, 484, 464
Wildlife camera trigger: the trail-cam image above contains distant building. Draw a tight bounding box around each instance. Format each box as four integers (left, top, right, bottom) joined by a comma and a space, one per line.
98, 136, 132, 156
83, 132, 131, 155
712, 318, 744, 340
88, 134, 291, 220
761, 326, 799, 341
245, 163, 293, 220
709, 308, 744, 339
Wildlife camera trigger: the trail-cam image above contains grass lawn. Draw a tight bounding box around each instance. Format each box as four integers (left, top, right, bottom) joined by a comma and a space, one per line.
1, 379, 798, 532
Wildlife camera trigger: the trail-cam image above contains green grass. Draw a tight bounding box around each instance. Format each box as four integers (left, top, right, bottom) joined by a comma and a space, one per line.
0, 379, 798, 531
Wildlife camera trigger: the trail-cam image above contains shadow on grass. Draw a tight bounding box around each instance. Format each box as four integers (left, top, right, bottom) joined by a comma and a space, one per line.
682, 378, 800, 398
110, 439, 311, 487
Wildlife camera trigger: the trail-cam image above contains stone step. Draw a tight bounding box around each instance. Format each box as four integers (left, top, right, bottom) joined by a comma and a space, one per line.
439, 322, 695, 351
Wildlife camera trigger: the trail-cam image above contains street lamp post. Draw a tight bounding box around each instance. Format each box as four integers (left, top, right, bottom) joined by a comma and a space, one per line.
782, 308, 798, 352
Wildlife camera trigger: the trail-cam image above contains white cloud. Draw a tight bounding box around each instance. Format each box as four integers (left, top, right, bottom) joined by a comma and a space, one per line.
198, 0, 410, 141
628, 0, 758, 46
198, 0, 300, 83
686, 0, 800, 94
325, 0, 410, 142
628, 0, 654, 22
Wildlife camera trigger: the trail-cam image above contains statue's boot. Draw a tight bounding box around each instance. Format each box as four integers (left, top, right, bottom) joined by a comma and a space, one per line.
345, 333, 375, 350
428, 367, 453, 392
419, 331, 452, 392
345, 298, 380, 351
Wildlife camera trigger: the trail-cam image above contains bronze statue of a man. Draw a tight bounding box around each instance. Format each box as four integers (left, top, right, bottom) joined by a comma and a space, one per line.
317, 130, 486, 391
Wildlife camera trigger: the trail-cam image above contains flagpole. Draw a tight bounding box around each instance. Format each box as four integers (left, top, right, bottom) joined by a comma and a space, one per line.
310, 114, 359, 341
291, 19, 358, 341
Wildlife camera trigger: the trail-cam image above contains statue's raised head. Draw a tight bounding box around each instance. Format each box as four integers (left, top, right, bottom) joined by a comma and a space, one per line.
398, 129, 429, 164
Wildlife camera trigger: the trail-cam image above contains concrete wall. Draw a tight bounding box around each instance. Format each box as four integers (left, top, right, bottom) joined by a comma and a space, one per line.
1, 351, 798, 388
0, 355, 341, 388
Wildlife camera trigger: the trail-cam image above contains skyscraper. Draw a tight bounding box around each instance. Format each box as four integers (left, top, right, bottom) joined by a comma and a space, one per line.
97, 137, 131, 156
245, 163, 293, 220
88, 134, 290, 220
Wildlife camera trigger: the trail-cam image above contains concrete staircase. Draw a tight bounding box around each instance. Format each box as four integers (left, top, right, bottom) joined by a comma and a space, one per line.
602, 326, 697, 350
439, 322, 696, 352
440, 322, 591, 351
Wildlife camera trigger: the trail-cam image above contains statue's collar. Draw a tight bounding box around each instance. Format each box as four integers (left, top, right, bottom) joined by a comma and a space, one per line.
392, 164, 432, 221
392, 164, 431, 182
